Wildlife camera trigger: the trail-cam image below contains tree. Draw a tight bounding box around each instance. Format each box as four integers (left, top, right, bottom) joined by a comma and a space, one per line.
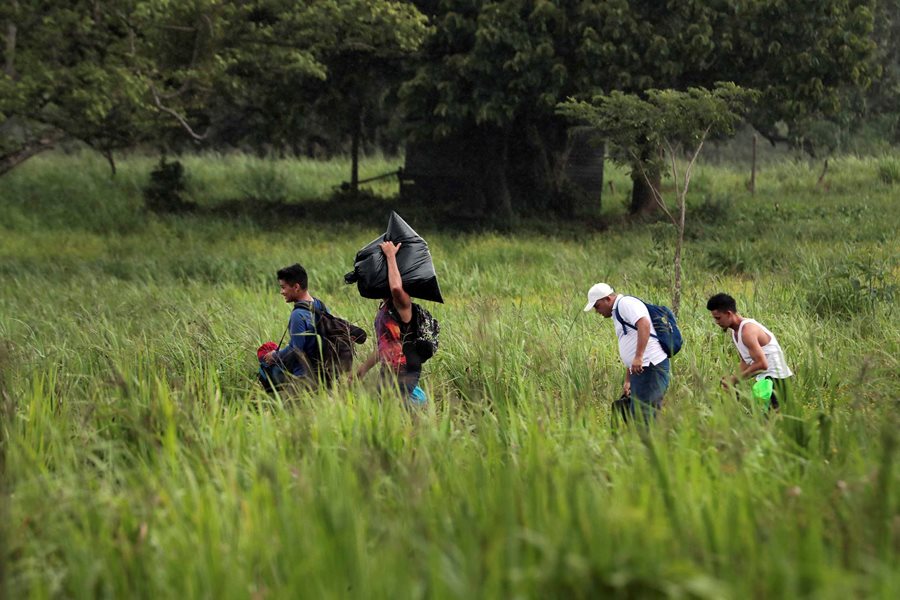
0, 0, 232, 176
859, 0, 900, 144
402, 0, 878, 219
402, 0, 647, 223
183, 0, 428, 188
558, 83, 757, 314
0, 1, 428, 180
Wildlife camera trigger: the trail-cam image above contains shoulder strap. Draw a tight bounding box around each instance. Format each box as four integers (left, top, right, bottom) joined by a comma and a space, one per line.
614, 296, 659, 340
613, 304, 634, 332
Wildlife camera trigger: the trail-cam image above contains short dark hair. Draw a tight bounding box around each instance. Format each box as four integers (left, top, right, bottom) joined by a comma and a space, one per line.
277, 263, 308, 289
706, 293, 737, 313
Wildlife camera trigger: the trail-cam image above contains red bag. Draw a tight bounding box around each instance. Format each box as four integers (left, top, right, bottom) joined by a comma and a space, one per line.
257, 341, 278, 361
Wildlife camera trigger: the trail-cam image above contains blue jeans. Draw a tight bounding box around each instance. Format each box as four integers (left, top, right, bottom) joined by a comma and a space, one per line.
628, 359, 670, 423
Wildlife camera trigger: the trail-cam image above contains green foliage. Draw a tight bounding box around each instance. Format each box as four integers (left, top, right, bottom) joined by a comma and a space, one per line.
877, 156, 900, 184
802, 254, 898, 318
558, 84, 758, 172
704, 242, 781, 277
0, 1, 428, 173
208, 0, 428, 153
0, 0, 236, 173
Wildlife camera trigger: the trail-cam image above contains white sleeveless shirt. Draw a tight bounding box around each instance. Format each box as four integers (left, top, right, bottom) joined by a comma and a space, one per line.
732, 318, 793, 380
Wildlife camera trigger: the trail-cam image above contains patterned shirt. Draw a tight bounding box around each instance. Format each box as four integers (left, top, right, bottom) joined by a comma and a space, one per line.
375, 302, 420, 373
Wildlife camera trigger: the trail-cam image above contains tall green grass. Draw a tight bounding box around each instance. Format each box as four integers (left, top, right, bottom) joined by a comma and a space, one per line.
0, 151, 899, 598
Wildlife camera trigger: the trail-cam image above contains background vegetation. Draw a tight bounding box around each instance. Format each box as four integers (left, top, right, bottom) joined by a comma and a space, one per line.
2, 1, 899, 597
1, 150, 898, 597
3, 0, 898, 217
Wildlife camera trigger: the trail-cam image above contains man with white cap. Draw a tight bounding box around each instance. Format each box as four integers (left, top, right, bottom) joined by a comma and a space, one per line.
584, 283, 671, 422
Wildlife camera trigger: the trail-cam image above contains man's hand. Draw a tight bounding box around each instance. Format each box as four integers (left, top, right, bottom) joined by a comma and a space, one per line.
720, 374, 739, 389
623, 380, 631, 397
630, 356, 644, 375
263, 351, 277, 366
380, 240, 401, 258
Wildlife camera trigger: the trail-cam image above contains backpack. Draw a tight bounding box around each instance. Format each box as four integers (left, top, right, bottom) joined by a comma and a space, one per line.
293, 301, 367, 387
386, 302, 441, 364
614, 296, 683, 357
411, 303, 440, 362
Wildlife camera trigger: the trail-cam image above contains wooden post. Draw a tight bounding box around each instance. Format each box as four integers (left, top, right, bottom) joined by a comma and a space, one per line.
350, 110, 361, 192
750, 133, 757, 195
817, 159, 829, 190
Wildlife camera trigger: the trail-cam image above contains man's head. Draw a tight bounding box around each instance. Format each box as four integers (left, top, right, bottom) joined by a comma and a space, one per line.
706, 293, 739, 330
583, 282, 616, 317
277, 263, 308, 303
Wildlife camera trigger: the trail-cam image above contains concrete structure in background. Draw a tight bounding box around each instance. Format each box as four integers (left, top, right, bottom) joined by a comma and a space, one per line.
401, 128, 605, 214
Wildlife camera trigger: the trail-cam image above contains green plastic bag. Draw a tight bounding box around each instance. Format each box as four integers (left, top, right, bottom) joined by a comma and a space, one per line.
751, 378, 773, 405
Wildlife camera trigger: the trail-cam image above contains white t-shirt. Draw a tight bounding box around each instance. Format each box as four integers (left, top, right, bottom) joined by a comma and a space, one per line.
612, 295, 669, 367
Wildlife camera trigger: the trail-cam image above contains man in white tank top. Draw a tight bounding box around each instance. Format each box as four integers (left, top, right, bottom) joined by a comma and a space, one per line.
706, 293, 794, 408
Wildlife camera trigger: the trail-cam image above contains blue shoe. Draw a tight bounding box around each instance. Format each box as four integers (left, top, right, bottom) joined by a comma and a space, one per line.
409, 385, 427, 405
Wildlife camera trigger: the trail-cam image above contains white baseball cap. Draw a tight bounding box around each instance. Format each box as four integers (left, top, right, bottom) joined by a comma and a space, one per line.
583, 283, 614, 312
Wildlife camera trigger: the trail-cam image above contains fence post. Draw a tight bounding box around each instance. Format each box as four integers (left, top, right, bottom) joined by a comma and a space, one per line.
750, 133, 757, 195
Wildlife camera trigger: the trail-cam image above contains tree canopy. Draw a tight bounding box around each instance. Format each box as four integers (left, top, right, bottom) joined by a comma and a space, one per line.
402, 0, 878, 217
0, 0, 887, 213
0, 1, 428, 174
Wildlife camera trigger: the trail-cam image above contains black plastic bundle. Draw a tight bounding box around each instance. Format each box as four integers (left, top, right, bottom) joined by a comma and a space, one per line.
344, 212, 444, 303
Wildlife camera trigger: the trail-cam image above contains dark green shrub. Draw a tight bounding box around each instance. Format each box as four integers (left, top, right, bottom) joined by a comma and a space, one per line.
144, 157, 194, 212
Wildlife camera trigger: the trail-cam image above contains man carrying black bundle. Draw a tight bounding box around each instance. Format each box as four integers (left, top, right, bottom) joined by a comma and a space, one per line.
352, 241, 428, 407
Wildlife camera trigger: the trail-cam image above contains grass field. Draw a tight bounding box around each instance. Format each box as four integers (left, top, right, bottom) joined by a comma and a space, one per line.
1, 150, 899, 598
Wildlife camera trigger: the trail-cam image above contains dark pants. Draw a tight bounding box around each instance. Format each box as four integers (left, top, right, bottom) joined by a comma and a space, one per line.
626, 359, 671, 423
258, 363, 287, 394
379, 367, 423, 408
258, 363, 314, 394
769, 376, 791, 410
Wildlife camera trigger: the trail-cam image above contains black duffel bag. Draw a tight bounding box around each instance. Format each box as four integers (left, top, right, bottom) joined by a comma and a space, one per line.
344, 211, 444, 303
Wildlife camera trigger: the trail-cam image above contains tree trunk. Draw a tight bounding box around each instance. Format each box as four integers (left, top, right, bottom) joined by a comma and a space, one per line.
101, 148, 117, 177
630, 165, 660, 214
350, 108, 362, 192
672, 197, 686, 317
479, 130, 514, 226
4, 20, 16, 78
514, 120, 569, 213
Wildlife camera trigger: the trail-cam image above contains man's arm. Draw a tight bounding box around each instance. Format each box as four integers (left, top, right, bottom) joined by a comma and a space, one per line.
380, 241, 412, 323
623, 368, 631, 396
630, 317, 651, 374
738, 323, 769, 378
353, 350, 379, 381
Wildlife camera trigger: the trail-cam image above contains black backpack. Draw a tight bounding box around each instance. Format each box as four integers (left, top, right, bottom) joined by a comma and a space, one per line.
386, 302, 440, 365
292, 301, 367, 387
411, 303, 440, 362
